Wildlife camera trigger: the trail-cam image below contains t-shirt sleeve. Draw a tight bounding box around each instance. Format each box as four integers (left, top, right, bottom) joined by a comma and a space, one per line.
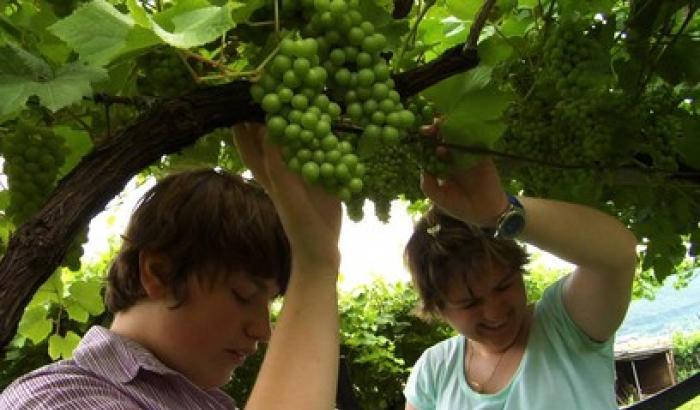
403, 348, 438, 410
538, 276, 614, 353
0, 371, 142, 410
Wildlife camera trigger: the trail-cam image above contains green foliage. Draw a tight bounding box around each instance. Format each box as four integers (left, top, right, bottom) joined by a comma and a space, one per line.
0, 0, 697, 286
2, 1, 700, 403
522, 254, 568, 302
679, 396, 700, 410
673, 331, 700, 381
220, 278, 454, 410
0, 237, 117, 387
336, 280, 453, 409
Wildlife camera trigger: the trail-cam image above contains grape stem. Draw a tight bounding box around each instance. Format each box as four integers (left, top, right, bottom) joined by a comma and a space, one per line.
463, 0, 498, 54
412, 135, 694, 178
274, 0, 280, 38
181, 49, 234, 74
64, 110, 92, 136
392, 0, 435, 73
638, 4, 698, 93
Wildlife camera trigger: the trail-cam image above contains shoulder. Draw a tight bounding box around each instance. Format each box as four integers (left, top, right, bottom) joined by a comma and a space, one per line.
534, 277, 613, 352
404, 336, 464, 409
411, 335, 463, 377
422, 335, 462, 362
0, 361, 139, 410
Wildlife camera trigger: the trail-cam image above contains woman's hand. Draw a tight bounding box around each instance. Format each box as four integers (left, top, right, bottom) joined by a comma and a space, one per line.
419, 119, 509, 228
232, 122, 342, 270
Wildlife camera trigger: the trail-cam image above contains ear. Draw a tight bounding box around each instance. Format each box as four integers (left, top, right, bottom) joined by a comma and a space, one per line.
138, 250, 170, 299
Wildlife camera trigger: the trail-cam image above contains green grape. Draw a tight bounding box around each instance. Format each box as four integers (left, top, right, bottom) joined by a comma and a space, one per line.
136, 48, 196, 97
2, 121, 66, 225
345, 197, 365, 222
248, 0, 440, 217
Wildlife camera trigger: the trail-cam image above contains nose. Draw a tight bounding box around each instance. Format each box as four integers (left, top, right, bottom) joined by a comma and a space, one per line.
245, 307, 272, 343
481, 297, 509, 323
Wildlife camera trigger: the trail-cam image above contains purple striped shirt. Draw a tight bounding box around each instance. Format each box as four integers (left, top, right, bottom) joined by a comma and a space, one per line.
0, 326, 237, 409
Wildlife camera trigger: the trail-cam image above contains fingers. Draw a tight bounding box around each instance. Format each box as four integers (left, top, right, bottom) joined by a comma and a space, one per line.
232, 122, 270, 187
420, 172, 445, 201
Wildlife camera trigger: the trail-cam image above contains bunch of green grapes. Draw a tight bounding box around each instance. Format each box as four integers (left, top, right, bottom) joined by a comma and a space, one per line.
251, 0, 420, 206
636, 84, 683, 171
250, 36, 365, 201
541, 20, 602, 99
2, 122, 67, 225
347, 143, 425, 222
405, 95, 436, 129
137, 48, 196, 97
497, 18, 618, 200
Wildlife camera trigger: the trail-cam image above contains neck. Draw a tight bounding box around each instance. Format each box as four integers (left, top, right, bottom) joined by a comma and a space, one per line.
109, 304, 159, 353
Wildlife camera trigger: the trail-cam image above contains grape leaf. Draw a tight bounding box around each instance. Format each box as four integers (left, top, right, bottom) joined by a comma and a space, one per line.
677, 116, 700, 168
558, 0, 616, 16
426, 74, 512, 167
445, 0, 480, 20
0, 60, 108, 116
54, 126, 93, 177
422, 66, 493, 113
656, 37, 700, 85
0, 43, 52, 79
17, 306, 52, 344
418, 7, 466, 56
49, 0, 159, 66
65, 303, 89, 323
230, 0, 266, 22
478, 35, 514, 66
48, 331, 81, 360
517, 0, 540, 8
67, 279, 105, 317
132, 0, 240, 49
358, 0, 408, 49
499, 13, 534, 38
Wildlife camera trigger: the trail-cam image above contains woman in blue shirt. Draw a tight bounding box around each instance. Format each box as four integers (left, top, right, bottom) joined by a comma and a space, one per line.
402, 122, 638, 409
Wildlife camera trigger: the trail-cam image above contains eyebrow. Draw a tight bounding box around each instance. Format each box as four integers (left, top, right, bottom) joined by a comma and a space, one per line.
497, 272, 516, 286
446, 272, 515, 305
248, 276, 281, 298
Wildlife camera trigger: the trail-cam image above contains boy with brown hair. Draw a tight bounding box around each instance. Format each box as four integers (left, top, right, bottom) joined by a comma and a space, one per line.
0, 123, 342, 409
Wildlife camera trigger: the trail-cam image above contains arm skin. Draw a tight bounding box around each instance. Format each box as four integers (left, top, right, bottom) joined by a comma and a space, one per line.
233, 123, 341, 410
421, 153, 638, 343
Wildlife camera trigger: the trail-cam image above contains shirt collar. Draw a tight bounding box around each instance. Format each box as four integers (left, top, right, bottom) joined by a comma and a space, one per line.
73, 325, 181, 384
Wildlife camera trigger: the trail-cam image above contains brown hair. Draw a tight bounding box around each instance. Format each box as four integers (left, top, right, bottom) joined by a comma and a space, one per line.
404, 207, 529, 318
105, 168, 290, 313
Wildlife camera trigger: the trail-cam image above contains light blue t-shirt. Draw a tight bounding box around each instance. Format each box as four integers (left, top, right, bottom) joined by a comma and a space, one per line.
404, 278, 617, 410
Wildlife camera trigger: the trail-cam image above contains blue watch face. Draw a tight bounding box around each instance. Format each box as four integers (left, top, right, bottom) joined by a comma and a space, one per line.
502, 214, 526, 236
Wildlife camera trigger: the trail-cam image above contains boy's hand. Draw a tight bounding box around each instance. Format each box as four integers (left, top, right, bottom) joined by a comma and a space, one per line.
232, 122, 342, 271
419, 118, 509, 228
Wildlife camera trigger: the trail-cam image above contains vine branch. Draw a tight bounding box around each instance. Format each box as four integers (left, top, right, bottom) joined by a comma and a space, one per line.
464, 0, 498, 53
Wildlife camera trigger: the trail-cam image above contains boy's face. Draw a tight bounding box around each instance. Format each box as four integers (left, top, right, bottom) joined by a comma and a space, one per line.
149, 270, 279, 389
439, 265, 528, 353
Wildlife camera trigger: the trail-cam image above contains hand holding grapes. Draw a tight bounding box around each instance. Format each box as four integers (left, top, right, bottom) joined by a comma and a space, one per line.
233, 122, 341, 270
419, 117, 509, 228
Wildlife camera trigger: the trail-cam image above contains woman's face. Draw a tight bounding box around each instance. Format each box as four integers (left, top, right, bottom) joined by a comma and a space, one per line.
439, 265, 528, 353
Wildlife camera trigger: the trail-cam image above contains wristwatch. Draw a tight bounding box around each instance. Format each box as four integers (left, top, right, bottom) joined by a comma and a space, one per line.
493, 194, 526, 240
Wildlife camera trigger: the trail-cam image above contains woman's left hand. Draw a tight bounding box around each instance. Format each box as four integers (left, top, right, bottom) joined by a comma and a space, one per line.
419, 120, 509, 228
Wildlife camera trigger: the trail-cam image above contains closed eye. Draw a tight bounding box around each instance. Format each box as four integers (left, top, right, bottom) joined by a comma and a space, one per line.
496, 281, 513, 291
232, 290, 252, 304
460, 301, 477, 310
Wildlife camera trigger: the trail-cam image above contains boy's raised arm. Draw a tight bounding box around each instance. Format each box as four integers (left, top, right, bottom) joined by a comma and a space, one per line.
233, 123, 342, 410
